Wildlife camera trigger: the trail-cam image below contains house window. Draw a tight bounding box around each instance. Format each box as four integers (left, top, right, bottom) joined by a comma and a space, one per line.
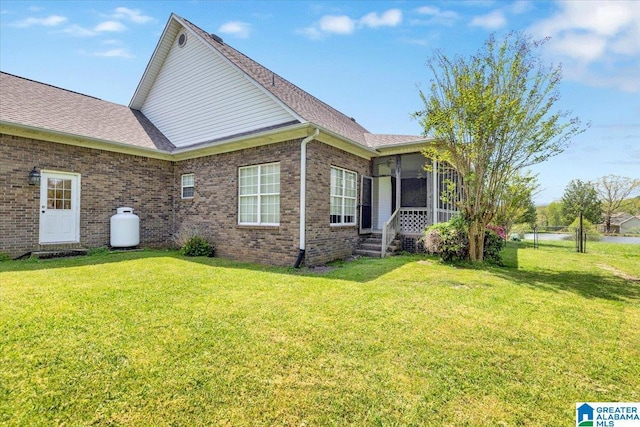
330, 166, 357, 225
239, 162, 280, 225
181, 174, 194, 199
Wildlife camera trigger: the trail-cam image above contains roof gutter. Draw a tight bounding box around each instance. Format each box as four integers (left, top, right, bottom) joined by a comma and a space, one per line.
294, 127, 320, 268
0, 121, 174, 160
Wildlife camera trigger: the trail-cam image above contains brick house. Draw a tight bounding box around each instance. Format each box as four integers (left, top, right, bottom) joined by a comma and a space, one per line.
0, 13, 458, 266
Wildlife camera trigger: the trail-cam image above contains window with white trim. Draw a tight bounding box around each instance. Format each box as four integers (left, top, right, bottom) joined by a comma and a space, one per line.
330, 166, 357, 225
181, 173, 194, 199
238, 162, 280, 225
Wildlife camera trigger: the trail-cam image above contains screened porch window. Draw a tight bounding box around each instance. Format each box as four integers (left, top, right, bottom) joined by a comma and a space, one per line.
400, 154, 431, 208
238, 162, 280, 225
330, 166, 357, 225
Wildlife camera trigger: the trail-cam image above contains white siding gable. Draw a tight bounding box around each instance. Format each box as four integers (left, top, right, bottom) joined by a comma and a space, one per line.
140, 29, 297, 148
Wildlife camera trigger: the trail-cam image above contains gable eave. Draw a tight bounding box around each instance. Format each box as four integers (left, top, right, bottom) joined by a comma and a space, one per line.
130, 14, 303, 126
129, 13, 182, 109
174, 15, 304, 124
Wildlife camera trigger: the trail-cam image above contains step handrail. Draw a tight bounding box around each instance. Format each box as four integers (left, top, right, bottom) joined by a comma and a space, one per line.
381, 208, 400, 258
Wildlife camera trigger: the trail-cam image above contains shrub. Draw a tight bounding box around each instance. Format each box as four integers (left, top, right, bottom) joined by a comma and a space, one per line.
486, 224, 506, 240
422, 215, 504, 264
483, 229, 504, 264
181, 236, 215, 257
0, 252, 11, 262
422, 215, 469, 262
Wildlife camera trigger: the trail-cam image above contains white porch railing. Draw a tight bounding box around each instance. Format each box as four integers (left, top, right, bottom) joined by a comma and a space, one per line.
381, 208, 400, 257
398, 207, 458, 234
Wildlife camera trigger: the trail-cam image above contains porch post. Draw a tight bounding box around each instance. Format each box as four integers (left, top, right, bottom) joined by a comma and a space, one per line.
395, 155, 401, 212
432, 160, 438, 224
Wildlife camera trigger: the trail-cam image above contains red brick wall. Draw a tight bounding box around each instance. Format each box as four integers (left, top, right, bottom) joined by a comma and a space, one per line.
305, 141, 371, 265
0, 134, 174, 257
174, 139, 302, 266
174, 139, 371, 266
1, 134, 372, 265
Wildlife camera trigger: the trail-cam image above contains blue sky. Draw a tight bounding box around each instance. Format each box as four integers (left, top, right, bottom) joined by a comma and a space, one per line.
1, 1, 638, 205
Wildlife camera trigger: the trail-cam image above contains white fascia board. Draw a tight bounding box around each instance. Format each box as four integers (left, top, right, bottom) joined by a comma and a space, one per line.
173, 123, 378, 161
129, 14, 181, 109
3, 120, 379, 162
0, 122, 174, 161
171, 15, 304, 124
374, 139, 438, 156
170, 123, 311, 161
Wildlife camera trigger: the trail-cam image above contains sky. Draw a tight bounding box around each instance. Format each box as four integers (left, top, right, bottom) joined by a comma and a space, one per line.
1, 0, 638, 205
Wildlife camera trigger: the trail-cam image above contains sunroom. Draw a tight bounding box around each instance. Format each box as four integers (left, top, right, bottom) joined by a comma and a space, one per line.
360, 153, 461, 252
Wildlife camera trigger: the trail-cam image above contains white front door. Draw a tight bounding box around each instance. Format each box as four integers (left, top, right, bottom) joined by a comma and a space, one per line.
373, 176, 392, 229
39, 171, 81, 244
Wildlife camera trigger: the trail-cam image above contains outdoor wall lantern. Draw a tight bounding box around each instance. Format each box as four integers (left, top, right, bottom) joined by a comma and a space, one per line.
28, 167, 41, 186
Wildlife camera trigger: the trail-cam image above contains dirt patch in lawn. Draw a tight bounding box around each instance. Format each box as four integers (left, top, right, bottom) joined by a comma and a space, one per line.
596, 264, 640, 282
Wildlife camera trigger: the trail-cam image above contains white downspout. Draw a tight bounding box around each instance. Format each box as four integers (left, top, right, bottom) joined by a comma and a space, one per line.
294, 127, 320, 268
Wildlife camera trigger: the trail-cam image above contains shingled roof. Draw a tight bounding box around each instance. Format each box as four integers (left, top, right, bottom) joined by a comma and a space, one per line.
0, 72, 174, 152
179, 16, 373, 146
2, 13, 428, 154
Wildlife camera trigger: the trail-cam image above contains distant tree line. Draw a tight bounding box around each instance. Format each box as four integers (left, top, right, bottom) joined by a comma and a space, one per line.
535, 175, 640, 231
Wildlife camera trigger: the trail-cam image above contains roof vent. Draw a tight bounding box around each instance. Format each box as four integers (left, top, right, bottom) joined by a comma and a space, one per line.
177, 32, 187, 47
210, 33, 224, 44
350, 117, 356, 122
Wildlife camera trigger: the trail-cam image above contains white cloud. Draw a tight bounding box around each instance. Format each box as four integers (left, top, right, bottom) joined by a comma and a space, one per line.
11, 15, 67, 28
531, 1, 636, 38
218, 21, 251, 38
319, 15, 355, 35
469, 10, 506, 30
415, 6, 460, 25
94, 20, 126, 32
360, 9, 402, 28
549, 33, 608, 62
112, 7, 152, 24
300, 8, 402, 39
509, 0, 533, 15
93, 48, 133, 59
298, 26, 323, 40
529, 0, 640, 92
58, 24, 96, 37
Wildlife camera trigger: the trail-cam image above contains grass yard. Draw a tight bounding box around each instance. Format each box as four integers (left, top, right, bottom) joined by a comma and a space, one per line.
1, 241, 639, 426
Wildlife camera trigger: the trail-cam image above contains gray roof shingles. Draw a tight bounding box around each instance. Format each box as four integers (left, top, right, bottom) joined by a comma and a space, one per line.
182, 18, 371, 145
0, 72, 175, 152
182, 17, 424, 148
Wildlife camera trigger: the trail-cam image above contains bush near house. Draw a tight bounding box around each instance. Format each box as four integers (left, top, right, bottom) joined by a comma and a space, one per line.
181, 236, 216, 257
422, 216, 504, 264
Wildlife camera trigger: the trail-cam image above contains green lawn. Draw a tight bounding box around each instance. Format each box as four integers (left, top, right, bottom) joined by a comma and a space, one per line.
1, 241, 639, 426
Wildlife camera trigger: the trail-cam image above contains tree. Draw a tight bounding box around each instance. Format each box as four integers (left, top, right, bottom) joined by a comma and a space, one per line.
592, 175, 640, 233
536, 201, 564, 228
414, 32, 584, 261
561, 179, 601, 224
619, 196, 640, 216
493, 172, 538, 235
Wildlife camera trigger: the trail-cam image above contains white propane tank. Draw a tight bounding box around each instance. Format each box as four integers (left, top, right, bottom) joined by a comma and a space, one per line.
110, 207, 140, 247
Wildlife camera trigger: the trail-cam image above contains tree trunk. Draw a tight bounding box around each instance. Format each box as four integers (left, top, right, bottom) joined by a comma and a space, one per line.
605, 216, 611, 233
468, 220, 485, 262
